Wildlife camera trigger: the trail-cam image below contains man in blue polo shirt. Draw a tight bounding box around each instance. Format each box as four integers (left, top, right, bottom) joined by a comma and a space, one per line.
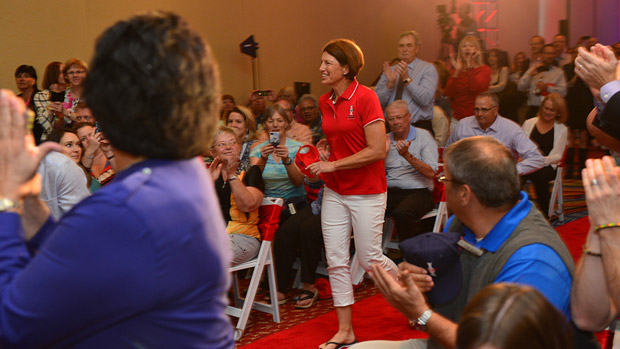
385, 100, 438, 241
360, 136, 574, 349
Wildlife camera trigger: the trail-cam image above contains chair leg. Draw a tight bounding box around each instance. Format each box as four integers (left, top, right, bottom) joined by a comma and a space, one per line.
558, 170, 564, 222
232, 272, 243, 307
265, 255, 281, 322
548, 168, 563, 221
232, 246, 272, 339
433, 202, 448, 232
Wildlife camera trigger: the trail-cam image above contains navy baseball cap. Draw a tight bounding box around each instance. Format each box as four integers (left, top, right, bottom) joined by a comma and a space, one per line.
399, 232, 462, 305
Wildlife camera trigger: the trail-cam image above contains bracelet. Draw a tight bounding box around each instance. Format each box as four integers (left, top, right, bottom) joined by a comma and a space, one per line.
595, 223, 620, 232
85, 154, 95, 159
0, 198, 21, 212
106, 154, 115, 160
583, 245, 602, 257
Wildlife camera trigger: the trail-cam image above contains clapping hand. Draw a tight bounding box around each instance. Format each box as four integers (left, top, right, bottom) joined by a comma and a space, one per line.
0, 90, 60, 200
370, 264, 430, 321
395, 140, 412, 158
383, 61, 399, 84
583, 156, 620, 228
575, 44, 618, 90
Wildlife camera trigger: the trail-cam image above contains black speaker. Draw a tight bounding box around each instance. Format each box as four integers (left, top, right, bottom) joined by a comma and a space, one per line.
240, 35, 259, 58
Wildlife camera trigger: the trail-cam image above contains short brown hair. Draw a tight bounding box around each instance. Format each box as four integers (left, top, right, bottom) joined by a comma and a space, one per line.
322, 39, 364, 80
399, 31, 420, 46
262, 104, 291, 130
84, 11, 220, 159
457, 283, 571, 349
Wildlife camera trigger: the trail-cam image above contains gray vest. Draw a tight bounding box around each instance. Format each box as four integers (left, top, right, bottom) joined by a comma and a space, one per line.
428, 205, 575, 349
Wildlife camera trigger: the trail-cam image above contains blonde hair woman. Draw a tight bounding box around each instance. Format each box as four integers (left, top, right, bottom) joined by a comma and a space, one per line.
444, 35, 491, 132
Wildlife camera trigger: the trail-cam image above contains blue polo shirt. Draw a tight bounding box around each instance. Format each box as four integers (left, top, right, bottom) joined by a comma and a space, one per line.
445, 191, 572, 316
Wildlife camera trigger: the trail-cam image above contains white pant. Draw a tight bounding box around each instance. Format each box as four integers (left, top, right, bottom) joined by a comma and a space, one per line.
321, 187, 397, 307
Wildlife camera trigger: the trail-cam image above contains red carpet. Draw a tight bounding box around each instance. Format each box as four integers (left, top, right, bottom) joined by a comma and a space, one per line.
239, 217, 597, 348
555, 216, 591, 263
240, 294, 427, 348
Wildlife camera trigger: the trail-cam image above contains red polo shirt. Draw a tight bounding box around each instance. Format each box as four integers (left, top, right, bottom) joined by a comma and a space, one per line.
319, 79, 387, 195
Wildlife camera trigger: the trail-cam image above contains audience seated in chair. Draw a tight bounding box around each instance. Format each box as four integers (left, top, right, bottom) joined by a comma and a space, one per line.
223, 105, 258, 169
257, 96, 313, 145
446, 92, 545, 176
385, 100, 438, 242
210, 127, 265, 266
250, 104, 307, 221
521, 93, 568, 217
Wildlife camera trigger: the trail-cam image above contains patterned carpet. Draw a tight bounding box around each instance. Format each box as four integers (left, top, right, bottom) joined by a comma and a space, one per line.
235, 166, 592, 347
235, 281, 379, 347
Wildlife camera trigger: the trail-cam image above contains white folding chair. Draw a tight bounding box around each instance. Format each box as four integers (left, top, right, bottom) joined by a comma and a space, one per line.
548, 165, 564, 222
226, 197, 282, 340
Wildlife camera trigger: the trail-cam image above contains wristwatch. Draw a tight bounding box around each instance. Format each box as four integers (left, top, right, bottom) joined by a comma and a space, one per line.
228, 175, 239, 182
402, 77, 412, 84
283, 157, 293, 165
414, 309, 433, 331
0, 198, 20, 212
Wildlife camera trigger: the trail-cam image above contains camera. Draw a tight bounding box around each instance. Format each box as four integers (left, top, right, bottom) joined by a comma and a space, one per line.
257, 90, 270, 97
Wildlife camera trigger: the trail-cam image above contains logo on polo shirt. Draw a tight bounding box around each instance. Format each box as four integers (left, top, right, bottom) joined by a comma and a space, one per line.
347, 105, 355, 119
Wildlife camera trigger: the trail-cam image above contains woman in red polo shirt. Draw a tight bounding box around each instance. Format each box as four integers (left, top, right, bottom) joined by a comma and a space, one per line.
307, 39, 398, 349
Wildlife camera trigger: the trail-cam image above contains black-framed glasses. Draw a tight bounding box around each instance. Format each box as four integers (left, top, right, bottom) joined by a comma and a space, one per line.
438, 175, 464, 185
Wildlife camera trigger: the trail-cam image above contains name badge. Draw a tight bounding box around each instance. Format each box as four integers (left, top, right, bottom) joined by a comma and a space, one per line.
458, 239, 483, 256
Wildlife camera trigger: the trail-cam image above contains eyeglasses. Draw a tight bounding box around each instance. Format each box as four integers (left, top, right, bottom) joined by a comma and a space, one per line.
438, 175, 464, 185
67, 70, 86, 75
214, 140, 238, 148
474, 106, 496, 114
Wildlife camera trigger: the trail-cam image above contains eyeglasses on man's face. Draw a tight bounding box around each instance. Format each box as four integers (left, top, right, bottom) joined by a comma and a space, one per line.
438, 175, 464, 185
473, 106, 496, 114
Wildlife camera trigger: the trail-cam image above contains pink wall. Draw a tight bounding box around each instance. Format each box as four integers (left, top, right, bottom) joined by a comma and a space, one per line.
569, 0, 619, 46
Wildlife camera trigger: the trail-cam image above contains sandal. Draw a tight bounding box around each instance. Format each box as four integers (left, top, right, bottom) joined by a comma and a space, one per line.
295, 289, 319, 309
319, 340, 358, 349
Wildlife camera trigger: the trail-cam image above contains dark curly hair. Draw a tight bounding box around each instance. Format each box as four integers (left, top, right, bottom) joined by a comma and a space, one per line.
84, 11, 220, 159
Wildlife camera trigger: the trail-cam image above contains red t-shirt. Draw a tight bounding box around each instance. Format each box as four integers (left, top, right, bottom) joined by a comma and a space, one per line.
444, 65, 491, 120
319, 79, 387, 195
